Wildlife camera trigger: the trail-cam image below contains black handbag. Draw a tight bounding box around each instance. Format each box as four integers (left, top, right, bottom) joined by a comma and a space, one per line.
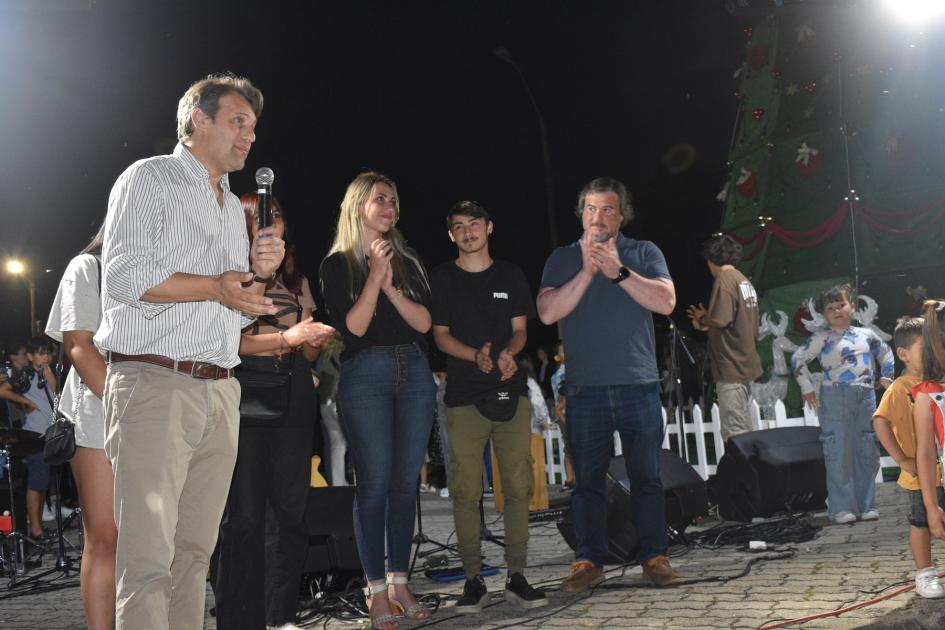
235, 290, 304, 427
235, 354, 293, 427
43, 413, 76, 465
42, 358, 76, 465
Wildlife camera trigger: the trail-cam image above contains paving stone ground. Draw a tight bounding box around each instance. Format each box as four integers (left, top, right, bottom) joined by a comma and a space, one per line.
2, 482, 945, 629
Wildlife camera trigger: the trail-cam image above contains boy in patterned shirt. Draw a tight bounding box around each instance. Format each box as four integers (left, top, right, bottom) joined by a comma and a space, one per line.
791, 284, 894, 524
873, 317, 945, 598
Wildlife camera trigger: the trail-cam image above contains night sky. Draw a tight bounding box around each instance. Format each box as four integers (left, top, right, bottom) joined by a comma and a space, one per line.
0, 0, 748, 356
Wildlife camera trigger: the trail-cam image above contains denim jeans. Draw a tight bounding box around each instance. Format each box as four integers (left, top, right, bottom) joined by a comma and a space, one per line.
818, 384, 879, 518
565, 381, 667, 566
337, 344, 435, 580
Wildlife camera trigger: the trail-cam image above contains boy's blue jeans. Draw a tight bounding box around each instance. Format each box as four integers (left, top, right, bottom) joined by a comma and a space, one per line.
565, 381, 668, 566
337, 344, 436, 581
818, 383, 879, 518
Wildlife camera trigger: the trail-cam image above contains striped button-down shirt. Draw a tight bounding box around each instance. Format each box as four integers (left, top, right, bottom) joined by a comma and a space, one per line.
93, 143, 253, 368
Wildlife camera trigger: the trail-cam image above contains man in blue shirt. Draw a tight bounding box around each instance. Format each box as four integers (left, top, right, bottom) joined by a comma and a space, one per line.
537, 176, 680, 592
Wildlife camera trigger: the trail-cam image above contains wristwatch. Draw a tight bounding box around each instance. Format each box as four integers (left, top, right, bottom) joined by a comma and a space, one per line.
253, 271, 276, 284
611, 266, 630, 284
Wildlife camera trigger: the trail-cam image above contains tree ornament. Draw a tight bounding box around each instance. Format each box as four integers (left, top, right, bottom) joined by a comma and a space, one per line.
884, 133, 913, 161
716, 182, 730, 203
747, 44, 769, 70
752, 108, 765, 120
736, 168, 759, 198
804, 82, 817, 93
785, 83, 799, 96
744, 26, 754, 39
796, 24, 815, 43
795, 142, 822, 177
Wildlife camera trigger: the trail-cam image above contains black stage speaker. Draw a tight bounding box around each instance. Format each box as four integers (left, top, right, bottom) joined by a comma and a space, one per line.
710, 426, 827, 522
557, 449, 708, 563
303, 487, 361, 574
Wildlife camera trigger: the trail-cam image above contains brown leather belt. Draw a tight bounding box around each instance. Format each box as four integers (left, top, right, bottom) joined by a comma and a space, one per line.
107, 352, 233, 380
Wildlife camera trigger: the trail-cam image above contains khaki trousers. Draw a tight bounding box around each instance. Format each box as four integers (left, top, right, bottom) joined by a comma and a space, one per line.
104, 361, 240, 630
446, 397, 533, 578
717, 381, 753, 442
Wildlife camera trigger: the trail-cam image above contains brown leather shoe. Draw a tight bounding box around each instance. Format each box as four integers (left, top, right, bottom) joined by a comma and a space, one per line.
642, 555, 681, 585
560, 560, 605, 593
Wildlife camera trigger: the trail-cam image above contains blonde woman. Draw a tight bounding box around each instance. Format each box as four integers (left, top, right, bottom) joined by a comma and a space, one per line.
319, 172, 435, 630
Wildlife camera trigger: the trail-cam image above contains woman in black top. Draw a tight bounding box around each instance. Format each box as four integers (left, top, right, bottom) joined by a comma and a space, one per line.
320, 172, 435, 630
212, 194, 334, 630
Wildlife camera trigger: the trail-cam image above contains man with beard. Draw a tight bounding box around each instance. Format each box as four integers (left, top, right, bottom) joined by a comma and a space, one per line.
537, 177, 680, 592
430, 201, 547, 614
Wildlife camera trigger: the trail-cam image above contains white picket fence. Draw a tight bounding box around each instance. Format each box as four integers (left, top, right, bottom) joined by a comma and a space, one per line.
541, 399, 897, 485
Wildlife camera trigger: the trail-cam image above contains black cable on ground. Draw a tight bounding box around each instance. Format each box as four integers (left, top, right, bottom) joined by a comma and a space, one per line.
686, 513, 821, 549
295, 514, 815, 626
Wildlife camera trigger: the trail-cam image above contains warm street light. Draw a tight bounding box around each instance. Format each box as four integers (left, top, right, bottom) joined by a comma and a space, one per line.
4, 258, 37, 336
5, 259, 25, 275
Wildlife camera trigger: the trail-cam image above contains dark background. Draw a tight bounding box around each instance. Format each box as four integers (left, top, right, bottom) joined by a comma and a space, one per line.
0, 0, 749, 357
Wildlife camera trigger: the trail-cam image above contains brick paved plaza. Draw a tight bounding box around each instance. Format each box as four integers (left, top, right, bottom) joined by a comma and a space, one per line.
3, 482, 945, 629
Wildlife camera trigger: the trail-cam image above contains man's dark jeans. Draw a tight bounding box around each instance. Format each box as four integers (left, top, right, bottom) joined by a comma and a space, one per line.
565, 381, 667, 566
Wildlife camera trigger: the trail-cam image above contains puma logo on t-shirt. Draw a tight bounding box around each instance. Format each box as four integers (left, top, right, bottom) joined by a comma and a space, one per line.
493, 292, 509, 300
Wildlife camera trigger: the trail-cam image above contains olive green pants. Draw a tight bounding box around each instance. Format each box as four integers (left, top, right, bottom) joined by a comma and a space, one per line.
446, 397, 533, 578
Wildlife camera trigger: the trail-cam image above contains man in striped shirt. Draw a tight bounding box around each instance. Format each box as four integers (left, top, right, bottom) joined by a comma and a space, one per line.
94, 73, 284, 630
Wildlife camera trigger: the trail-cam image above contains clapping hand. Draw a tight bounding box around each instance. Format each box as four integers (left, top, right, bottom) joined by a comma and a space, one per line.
368, 238, 393, 289
283, 317, 336, 349
497, 349, 518, 381
587, 236, 622, 279
475, 342, 494, 374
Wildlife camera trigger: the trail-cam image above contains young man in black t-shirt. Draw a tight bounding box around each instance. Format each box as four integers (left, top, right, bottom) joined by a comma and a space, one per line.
430, 201, 547, 614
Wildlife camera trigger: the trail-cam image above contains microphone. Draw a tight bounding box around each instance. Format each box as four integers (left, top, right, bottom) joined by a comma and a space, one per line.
255, 167, 275, 232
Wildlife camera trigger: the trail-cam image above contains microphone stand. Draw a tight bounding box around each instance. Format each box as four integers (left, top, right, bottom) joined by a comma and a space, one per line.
408, 488, 458, 578
665, 316, 696, 463
478, 495, 505, 548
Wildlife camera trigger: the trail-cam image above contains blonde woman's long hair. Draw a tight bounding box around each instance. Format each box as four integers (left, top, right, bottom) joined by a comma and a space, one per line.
323, 171, 429, 302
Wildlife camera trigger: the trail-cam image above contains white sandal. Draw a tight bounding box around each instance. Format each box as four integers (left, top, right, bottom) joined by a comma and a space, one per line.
363, 581, 399, 630
388, 574, 431, 620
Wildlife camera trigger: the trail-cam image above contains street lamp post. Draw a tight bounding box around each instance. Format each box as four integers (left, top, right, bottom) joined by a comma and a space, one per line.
5, 259, 37, 336
494, 46, 558, 249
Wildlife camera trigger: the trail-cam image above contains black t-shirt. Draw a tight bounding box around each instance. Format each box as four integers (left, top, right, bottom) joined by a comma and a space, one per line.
430, 259, 535, 407
319, 251, 431, 362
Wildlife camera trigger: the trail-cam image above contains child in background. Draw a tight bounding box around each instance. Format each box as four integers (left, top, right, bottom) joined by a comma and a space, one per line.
873, 317, 945, 598
791, 284, 894, 524
915, 301, 945, 549
516, 354, 552, 435
550, 340, 566, 409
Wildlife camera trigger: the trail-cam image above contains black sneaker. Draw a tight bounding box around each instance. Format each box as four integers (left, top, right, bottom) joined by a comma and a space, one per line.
504, 573, 548, 610
455, 575, 489, 614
